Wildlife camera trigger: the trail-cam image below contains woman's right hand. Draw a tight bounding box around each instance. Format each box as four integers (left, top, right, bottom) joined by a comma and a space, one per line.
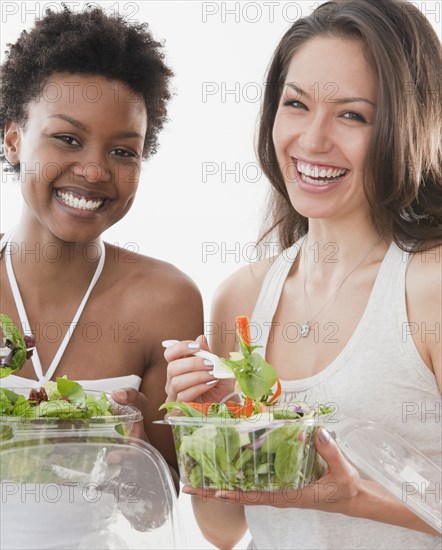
164, 335, 235, 403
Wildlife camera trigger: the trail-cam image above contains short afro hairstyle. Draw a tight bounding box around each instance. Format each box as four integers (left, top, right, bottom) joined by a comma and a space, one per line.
0, 6, 173, 173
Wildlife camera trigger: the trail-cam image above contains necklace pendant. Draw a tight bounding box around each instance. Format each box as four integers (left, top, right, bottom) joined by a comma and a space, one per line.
300, 323, 310, 337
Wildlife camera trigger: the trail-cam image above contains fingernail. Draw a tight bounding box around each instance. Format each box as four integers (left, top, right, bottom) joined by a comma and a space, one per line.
162, 340, 178, 348
188, 342, 200, 350
318, 428, 331, 444
203, 359, 214, 367
206, 379, 219, 386
112, 389, 127, 400
200, 335, 208, 344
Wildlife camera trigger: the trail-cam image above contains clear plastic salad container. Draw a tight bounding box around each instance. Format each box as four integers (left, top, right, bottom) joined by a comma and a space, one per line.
0, 387, 142, 439
162, 414, 326, 491
0, 434, 181, 549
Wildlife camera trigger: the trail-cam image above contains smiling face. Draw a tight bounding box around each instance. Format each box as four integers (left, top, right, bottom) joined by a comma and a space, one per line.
4, 73, 147, 243
272, 36, 378, 223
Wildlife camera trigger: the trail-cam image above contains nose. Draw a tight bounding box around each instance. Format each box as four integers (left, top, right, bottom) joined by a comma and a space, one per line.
298, 113, 333, 155
72, 148, 112, 184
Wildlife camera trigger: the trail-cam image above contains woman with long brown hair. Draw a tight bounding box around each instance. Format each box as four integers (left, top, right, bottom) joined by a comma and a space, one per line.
165, 0, 441, 548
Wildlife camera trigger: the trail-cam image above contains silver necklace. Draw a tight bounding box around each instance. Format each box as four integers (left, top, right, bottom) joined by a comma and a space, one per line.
300, 236, 382, 338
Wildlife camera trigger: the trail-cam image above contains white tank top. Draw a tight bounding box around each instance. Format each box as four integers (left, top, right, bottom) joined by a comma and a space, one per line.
246, 240, 441, 550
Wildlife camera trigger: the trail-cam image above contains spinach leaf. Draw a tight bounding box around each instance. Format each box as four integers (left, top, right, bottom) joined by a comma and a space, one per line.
159, 402, 204, 417
274, 439, 302, 483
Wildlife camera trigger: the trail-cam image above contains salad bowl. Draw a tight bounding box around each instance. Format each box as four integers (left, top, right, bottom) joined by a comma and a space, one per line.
160, 316, 332, 491
161, 411, 328, 491
0, 385, 142, 440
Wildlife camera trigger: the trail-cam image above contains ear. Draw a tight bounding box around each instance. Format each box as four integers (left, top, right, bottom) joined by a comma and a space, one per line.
3, 121, 21, 165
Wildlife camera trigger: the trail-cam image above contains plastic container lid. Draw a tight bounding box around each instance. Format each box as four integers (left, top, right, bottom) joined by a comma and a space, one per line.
0, 433, 181, 549
329, 416, 441, 534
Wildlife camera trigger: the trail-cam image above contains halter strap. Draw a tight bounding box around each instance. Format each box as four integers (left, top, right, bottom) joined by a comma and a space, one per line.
1, 230, 105, 387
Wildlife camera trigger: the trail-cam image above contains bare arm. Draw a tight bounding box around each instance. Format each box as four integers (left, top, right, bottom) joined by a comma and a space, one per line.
141, 272, 204, 473
114, 263, 204, 483
191, 496, 247, 550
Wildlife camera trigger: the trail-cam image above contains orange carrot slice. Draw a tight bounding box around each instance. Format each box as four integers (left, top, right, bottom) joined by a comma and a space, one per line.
268, 378, 282, 404
236, 315, 251, 345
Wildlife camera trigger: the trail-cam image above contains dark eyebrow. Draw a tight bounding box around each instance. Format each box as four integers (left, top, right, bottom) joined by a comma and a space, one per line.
115, 131, 145, 140
48, 114, 144, 139
285, 83, 376, 108
49, 114, 88, 132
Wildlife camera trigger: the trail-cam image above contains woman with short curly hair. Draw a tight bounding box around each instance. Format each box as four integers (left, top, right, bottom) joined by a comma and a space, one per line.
0, 3, 202, 491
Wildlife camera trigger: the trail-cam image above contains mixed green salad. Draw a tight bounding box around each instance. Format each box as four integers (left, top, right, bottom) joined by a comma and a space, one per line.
0, 315, 136, 486
0, 377, 113, 420
0, 313, 35, 378
167, 416, 327, 490
160, 316, 333, 490
0, 314, 113, 421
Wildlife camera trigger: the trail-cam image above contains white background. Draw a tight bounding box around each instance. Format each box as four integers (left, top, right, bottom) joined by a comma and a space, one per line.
1, 1, 440, 548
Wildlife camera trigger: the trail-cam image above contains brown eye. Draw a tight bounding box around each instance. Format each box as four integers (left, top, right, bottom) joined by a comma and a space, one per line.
54, 135, 80, 146
283, 100, 307, 110
110, 148, 137, 158
342, 112, 367, 123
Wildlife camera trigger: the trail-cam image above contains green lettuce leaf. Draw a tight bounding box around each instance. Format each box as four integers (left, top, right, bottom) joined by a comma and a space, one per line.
0, 314, 28, 375
56, 377, 85, 404
159, 402, 205, 417
220, 336, 277, 401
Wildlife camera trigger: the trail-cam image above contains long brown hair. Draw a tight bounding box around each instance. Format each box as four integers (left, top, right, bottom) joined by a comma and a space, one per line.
257, 0, 441, 252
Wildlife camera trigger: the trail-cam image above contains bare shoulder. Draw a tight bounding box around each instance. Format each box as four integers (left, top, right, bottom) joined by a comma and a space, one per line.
104, 242, 202, 309
214, 256, 274, 309
407, 243, 442, 306
102, 243, 203, 348
210, 255, 276, 354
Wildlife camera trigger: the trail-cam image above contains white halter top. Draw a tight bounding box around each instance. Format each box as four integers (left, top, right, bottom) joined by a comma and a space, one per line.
0, 230, 141, 391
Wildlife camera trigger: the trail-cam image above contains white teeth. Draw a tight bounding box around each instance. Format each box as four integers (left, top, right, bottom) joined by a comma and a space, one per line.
300, 174, 334, 186
55, 190, 104, 211
297, 161, 346, 180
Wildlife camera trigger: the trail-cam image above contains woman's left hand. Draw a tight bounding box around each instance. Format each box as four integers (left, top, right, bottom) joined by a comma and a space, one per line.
111, 387, 149, 441
183, 428, 361, 513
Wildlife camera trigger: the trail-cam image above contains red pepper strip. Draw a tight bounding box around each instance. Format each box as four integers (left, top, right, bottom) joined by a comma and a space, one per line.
236, 315, 251, 345
268, 379, 282, 404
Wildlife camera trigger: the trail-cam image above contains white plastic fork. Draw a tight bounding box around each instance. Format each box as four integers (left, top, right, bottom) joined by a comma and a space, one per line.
162, 339, 235, 379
